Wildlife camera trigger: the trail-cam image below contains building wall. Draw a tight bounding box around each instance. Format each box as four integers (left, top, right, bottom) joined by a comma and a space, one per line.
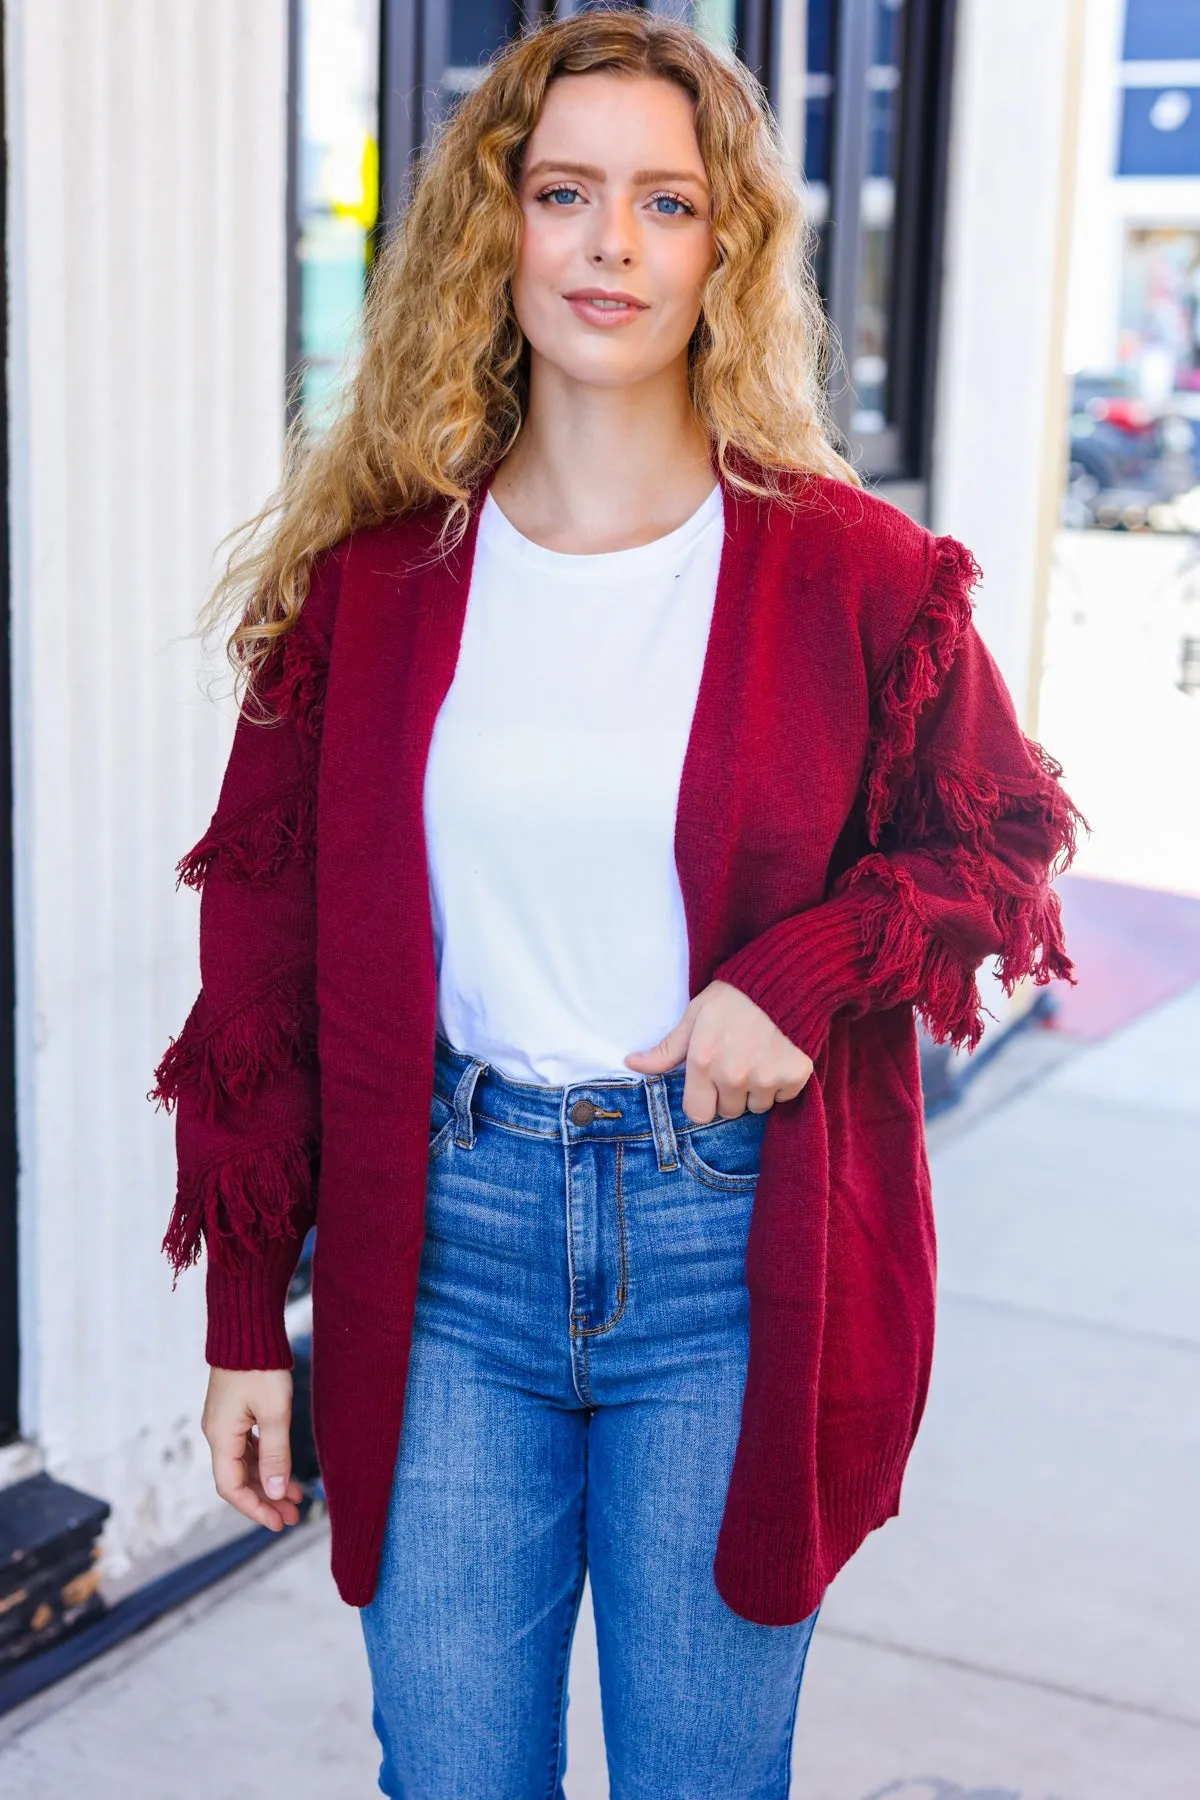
931, 0, 1083, 723
1064, 0, 1200, 380
4, 0, 289, 1574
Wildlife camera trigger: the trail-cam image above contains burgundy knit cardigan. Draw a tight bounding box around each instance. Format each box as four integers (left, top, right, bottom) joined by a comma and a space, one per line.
150, 454, 1081, 1625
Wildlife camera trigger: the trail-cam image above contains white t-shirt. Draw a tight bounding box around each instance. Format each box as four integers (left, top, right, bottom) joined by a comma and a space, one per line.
423, 480, 725, 1086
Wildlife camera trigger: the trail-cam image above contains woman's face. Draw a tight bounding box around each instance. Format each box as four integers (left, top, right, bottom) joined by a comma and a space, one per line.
511, 71, 717, 391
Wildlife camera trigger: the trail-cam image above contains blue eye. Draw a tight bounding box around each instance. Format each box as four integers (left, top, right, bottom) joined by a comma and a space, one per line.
652, 193, 693, 216
533, 184, 697, 217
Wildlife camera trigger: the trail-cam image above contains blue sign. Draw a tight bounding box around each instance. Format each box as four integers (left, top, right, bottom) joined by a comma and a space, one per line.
1118, 87, 1200, 176
1123, 0, 1200, 62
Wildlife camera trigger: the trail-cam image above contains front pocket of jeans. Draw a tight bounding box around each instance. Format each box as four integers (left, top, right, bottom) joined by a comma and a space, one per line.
678, 1109, 767, 1189
428, 1090, 455, 1162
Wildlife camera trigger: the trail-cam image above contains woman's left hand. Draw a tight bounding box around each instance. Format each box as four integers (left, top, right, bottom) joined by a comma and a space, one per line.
624, 981, 813, 1125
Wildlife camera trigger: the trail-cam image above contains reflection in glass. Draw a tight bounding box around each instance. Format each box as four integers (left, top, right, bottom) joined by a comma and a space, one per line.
444, 0, 525, 110
293, 0, 380, 430
852, 0, 904, 436
803, 0, 835, 298
690, 0, 738, 53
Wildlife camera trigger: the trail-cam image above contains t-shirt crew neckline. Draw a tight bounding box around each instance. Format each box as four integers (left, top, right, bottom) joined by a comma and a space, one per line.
479, 479, 723, 576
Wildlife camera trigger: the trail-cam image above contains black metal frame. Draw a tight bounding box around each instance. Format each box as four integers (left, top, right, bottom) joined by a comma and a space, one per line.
827, 0, 957, 495
884, 0, 957, 493
377, 0, 544, 229
0, 2, 19, 1447
736, 0, 785, 112
378, 0, 422, 231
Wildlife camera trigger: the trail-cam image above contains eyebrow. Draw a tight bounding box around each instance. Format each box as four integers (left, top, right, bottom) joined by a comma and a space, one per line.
523, 158, 710, 193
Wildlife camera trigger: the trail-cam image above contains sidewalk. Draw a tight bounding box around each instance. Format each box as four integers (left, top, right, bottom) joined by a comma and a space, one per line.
0, 984, 1196, 1799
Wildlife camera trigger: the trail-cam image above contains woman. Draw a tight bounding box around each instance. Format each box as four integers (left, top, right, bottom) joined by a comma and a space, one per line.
150, 11, 1081, 1797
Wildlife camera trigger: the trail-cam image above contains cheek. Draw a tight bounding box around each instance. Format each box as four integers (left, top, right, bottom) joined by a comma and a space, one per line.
648, 232, 716, 313
514, 210, 569, 289
511, 215, 567, 331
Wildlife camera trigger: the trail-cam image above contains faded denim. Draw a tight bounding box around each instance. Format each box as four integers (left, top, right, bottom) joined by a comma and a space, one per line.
358, 1033, 820, 1800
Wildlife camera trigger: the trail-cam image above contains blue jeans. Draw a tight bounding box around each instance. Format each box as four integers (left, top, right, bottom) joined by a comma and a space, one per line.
358, 1034, 820, 1800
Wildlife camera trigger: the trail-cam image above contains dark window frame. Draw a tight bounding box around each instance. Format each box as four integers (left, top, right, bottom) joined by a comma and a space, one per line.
739, 0, 956, 506
825, 0, 957, 495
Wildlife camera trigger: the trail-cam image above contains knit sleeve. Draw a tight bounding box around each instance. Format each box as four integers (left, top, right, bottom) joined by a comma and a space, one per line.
148, 553, 340, 1370
711, 534, 1086, 1059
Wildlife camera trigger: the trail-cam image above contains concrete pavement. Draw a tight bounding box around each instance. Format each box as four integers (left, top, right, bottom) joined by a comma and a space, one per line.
0, 981, 1195, 1798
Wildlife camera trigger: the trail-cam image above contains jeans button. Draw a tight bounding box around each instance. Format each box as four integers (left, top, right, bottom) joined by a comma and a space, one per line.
569, 1098, 597, 1125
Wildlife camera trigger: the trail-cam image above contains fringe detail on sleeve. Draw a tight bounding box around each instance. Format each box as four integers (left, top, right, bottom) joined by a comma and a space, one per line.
174, 778, 317, 892
838, 856, 986, 1050
254, 618, 327, 743
890, 747, 1085, 996
839, 735, 1083, 1049
865, 537, 981, 843
993, 883, 1074, 993
161, 1131, 319, 1282
147, 965, 317, 1123
892, 748, 1086, 879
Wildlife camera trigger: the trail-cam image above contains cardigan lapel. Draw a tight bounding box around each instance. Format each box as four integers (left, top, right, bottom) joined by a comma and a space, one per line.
672, 450, 763, 997
315, 493, 490, 1316
316, 445, 759, 1280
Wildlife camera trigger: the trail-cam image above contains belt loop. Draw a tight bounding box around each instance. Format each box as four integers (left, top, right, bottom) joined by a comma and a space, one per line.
453, 1058, 487, 1149
644, 1072, 679, 1172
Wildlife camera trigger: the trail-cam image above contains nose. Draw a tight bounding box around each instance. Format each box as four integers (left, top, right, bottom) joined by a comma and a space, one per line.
587, 195, 637, 267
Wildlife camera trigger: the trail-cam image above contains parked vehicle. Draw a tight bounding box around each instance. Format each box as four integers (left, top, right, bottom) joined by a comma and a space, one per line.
1065, 371, 1200, 528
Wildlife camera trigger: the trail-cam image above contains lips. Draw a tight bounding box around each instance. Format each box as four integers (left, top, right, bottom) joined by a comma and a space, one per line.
563, 290, 650, 328
562, 290, 649, 308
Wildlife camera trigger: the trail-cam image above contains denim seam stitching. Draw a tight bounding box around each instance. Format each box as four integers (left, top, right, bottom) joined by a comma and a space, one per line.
543, 1517, 589, 1800
778, 1611, 819, 1795
575, 1137, 628, 1338
564, 1134, 593, 1404
648, 1072, 680, 1171
427, 1118, 454, 1163
676, 1133, 761, 1191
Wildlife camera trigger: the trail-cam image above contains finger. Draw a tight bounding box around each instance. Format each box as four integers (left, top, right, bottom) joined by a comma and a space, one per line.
211, 1428, 287, 1532
775, 1053, 815, 1102
624, 1001, 696, 1073
253, 1400, 294, 1504
682, 1058, 720, 1125
245, 1442, 304, 1526
715, 1079, 749, 1119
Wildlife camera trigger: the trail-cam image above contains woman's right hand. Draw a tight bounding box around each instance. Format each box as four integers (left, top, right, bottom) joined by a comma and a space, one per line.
202, 1367, 306, 1531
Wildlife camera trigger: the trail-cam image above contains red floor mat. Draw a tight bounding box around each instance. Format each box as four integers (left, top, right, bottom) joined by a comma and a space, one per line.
1048, 874, 1200, 1041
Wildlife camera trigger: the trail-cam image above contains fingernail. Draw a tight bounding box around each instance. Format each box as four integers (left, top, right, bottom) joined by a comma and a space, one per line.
265, 1475, 286, 1498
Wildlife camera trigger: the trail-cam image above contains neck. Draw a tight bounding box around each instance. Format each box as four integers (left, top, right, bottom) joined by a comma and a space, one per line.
487, 351, 718, 554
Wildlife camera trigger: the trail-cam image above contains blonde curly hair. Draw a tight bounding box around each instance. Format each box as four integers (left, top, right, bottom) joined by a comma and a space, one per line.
201, 5, 860, 703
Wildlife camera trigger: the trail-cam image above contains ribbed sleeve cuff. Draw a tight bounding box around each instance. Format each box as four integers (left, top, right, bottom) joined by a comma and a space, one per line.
711, 891, 871, 1059
204, 1234, 303, 1370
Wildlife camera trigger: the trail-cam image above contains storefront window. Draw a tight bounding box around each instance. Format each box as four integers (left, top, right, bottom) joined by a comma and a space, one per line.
851, 0, 904, 436
690, 0, 738, 53
291, 0, 380, 430
441, 0, 526, 118
804, 0, 835, 295
1118, 226, 1200, 398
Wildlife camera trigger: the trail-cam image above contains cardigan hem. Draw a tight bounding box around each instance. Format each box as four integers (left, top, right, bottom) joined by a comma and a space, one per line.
712, 1443, 911, 1626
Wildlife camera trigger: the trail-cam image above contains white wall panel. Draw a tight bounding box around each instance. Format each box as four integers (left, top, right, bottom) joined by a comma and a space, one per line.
5, 0, 289, 1575
931, 0, 1082, 721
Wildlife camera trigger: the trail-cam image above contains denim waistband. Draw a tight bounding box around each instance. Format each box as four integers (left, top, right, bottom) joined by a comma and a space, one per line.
432, 1030, 717, 1172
